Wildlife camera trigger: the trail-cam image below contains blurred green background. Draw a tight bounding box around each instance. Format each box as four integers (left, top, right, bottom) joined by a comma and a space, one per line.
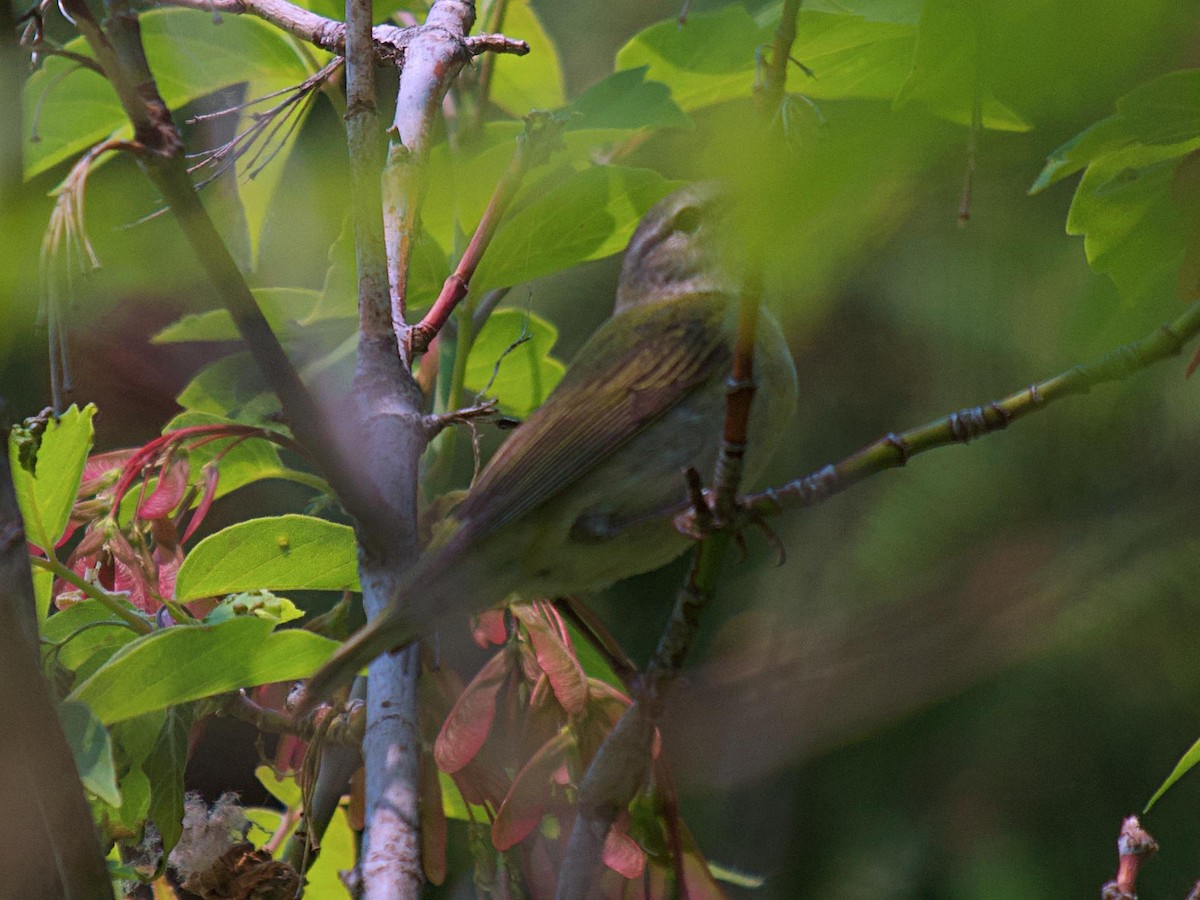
5, 0, 1200, 896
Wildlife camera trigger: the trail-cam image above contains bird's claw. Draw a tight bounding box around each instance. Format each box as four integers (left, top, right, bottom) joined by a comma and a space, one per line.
672, 471, 787, 566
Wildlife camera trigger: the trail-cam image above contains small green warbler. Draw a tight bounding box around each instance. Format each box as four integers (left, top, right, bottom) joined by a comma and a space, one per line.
304, 183, 799, 702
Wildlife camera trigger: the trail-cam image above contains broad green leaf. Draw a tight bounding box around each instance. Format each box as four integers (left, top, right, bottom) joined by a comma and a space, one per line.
1031, 70, 1200, 194
176, 353, 279, 425
616, 6, 769, 112
303, 808, 357, 896
152, 288, 322, 343
308, 216, 447, 323
116, 766, 151, 830
9, 404, 96, 552
175, 514, 359, 601
69, 616, 338, 723
111, 710, 169, 770
618, 5, 916, 113
465, 309, 564, 417
761, 5, 918, 101
145, 706, 192, 855
1146, 732, 1200, 812
1064, 154, 1186, 303
41, 600, 140, 671
489, 0, 564, 115
58, 699, 121, 806
23, 10, 314, 179
893, 0, 1032, 132
422, 122, 652, 254
256, 765, 302, 808
562, 67, 691, 132
472, 165, 680, 293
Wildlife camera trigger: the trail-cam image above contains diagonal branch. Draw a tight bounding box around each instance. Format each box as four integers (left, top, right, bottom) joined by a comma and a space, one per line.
744, 308, 1196, 519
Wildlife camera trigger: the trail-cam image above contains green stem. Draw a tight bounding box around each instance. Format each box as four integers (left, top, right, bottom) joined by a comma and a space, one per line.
30, 556, 153, 635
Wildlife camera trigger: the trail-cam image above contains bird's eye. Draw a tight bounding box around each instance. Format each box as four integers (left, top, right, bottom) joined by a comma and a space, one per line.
671, 205, 704, 235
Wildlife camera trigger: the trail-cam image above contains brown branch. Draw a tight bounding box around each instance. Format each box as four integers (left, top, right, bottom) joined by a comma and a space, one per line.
407, 114, 562, 355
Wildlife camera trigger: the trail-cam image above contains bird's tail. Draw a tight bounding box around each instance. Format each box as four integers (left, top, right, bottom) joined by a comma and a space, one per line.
298, 603, 417, 716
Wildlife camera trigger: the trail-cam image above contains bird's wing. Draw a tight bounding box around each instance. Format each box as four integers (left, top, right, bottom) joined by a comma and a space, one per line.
451, 293, 732, 541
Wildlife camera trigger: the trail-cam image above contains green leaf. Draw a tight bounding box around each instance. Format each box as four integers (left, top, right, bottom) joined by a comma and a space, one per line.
9, 404, 96, 553
562, 67, 691, 132
111, 710, 169, 770
152, 289, 322, 343
116, 766, 151, 830
438, 770, 487, 822
176, 514, 359, 600
69, 617, 338, 723
176, 353, 279, 425
893, 0, 1032, 132
1031, 70, 1200, 194
1064, 154, 1186, 303
465, 309, 564, 417
41, 600, 139, 671
779, 9, 916, 101
489, 0, 564, 115
58, 700, 121, 806
32, 566, 53, 624
472, 165, 681, 292
255, 765, 302, 808
24, 10, 314, 180
308, 216, 448, 323
300, 808, 358, 895
1146, 733, 1200, 812
145, 706, 192, 855
618, 5, 916, 113
1028, 70, 1200, 304
616, 5, 769, 112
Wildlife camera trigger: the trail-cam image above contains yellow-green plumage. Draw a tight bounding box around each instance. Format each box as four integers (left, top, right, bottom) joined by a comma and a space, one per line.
303, 184, 798, 706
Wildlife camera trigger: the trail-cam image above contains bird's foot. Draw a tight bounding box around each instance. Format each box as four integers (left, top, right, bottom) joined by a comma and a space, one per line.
672, 468, 786, 565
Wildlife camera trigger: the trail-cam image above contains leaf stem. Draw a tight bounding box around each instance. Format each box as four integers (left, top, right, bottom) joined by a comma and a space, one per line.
30, 555, 153, 634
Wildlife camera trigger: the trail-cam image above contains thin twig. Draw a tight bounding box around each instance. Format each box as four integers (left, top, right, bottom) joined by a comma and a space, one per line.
408, 118, 559, 355
29, 555, 154, 634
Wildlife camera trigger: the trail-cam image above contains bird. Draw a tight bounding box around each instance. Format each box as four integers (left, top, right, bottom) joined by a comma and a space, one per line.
302, 182, 799, 707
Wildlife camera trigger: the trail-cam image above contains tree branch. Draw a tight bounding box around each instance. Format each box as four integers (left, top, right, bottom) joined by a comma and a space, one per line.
382, 0, 475, 349
408, 114, 562, 355
153, 0, 528, 66
743, 311, 1195, 519
341, 0, 426, 895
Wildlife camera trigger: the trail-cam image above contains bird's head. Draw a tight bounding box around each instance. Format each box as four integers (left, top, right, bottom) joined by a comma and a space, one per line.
614, 181, 739, 313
